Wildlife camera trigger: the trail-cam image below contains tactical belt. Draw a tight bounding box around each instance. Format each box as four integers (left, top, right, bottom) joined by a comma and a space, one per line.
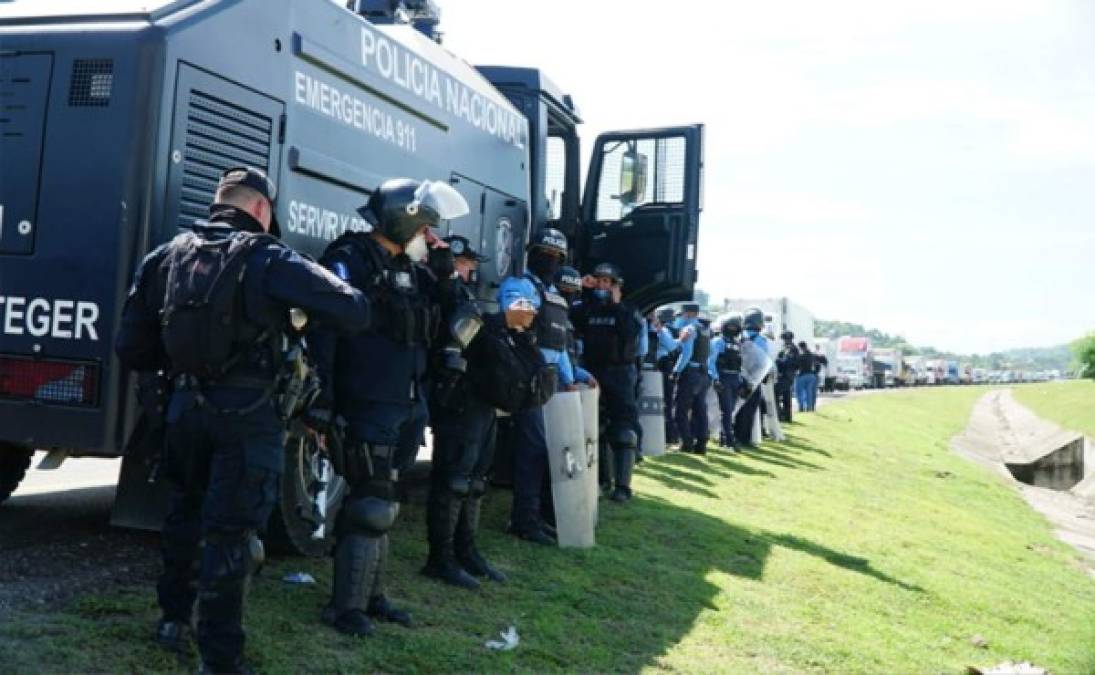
172, 372, 276, 417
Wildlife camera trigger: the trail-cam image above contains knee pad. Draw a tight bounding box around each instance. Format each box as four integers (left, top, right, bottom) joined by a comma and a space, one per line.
611, 428, 638, 450
247, 533, 265, 575
202, 529, 254, 582
341, 495, 400, 536
469, 478, 487, 497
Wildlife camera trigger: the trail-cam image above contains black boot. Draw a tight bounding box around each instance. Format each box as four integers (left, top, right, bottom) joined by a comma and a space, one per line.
455, 496, 506, 583
154, 618, 192, 653
367, 535, 413, 627
610, 446, 634, 502
422, 490, 480, 590
325, 533, 378, 637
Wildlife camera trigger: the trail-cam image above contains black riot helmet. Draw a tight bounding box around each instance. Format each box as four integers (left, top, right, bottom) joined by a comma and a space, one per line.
556, 265, 582, 295
591, 262, 624, 285
721, 312, 743, 338
742, 307, 765, 331
656, 308, 676, 325
358, 178, 469, 246
780, 330, 794, 343
527, 227, 568, 260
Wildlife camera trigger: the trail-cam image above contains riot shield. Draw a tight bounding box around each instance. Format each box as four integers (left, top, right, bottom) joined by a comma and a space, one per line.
543, 390, 595, 548
638, 366, 667, 456
740, 340, 774, 389
578, 384, 600, 530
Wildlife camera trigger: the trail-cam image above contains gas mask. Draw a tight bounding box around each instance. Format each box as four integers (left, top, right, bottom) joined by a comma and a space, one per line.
404, 233, 428, 262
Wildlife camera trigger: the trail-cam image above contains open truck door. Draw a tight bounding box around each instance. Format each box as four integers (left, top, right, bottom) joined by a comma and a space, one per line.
579, 125, 704, 312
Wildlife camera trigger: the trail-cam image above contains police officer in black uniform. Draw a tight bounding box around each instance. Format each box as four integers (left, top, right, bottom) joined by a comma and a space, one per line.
555, 265, 584, 369
309, 178, 469, 637
653, 308, 681, 444
421, 235, 508, 590
571, 263, 644, 501
115, 167, 370, 674
775, 331, 800, 423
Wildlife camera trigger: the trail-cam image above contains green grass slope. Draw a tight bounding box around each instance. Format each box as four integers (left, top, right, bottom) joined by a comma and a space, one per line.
1013, 380, 1095, 438
3, 388, 1094, 673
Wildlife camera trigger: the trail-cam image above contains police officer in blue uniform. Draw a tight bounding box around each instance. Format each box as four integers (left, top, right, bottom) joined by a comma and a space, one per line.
571, 263, 644, 501
309, 178, 470, 637
671, 303, 713, 454
421, 235, 507, 590
498, 228, 591, 544
653, 308, 682, 443
115, 167, 370, 674
709, 313, 744, 450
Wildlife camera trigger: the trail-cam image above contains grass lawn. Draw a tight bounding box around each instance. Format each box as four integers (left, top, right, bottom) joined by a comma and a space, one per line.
1013, 379, 1095, 438
3, 387, 1094, 673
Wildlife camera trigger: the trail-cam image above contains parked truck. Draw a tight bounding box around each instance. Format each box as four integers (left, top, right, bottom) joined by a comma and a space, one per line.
871, 347, 902, 388
834, 336, 871, 390
0, 0, 704, 554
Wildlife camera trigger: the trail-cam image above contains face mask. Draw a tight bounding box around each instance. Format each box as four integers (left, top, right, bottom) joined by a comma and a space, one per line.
593, 288, 611, 302
745, 329, 759, 338
528, 251, 560, 280
404, 233, 428, 262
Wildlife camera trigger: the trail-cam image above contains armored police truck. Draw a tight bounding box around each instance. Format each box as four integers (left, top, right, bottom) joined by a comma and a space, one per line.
0, 0, 703, 554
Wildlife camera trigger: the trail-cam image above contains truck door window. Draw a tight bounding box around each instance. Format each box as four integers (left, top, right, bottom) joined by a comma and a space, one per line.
594, 135, 686, 221
544, 135, 566, 221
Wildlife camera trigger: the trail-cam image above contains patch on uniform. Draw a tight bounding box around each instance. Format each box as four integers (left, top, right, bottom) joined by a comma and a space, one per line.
332, 261, 351, 281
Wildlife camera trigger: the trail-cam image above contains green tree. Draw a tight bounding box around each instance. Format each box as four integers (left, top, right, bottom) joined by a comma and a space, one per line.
1070, 333, 1095, 378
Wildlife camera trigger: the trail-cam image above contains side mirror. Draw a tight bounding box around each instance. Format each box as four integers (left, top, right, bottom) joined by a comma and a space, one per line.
617, 148, 649, 207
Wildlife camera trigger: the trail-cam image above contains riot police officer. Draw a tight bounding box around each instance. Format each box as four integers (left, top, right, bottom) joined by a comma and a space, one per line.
115, 167, 370, 674
671, 303, 712, 454
309, 178, 470, 637
498, 228, 591, 544
733, 307, 768, 447
571, 263, 644, 502
775, 331, 800, 423
709, 313, 744, 450
421, 235, 507, 590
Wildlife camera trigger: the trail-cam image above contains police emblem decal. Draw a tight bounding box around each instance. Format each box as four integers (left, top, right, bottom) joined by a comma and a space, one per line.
495, 217, 513, 276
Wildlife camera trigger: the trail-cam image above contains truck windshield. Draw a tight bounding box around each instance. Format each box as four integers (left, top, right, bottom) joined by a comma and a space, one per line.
0, 0, 179, 19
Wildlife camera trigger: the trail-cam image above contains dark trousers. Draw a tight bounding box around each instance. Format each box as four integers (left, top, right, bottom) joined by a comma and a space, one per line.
158, 390, 283, 670
674, 367, 711, 449
775, 381, 793, 423
592, 364, 640, 484
715, 372, 741, 443
510, 405, 548, 534
734, 387, 762, 445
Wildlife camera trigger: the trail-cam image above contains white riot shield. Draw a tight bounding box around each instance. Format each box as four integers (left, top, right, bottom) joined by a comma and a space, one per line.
578, 385, 600, 530
543, 390, 595, 548
638, 366, 667, 456
740, 340, 774, 389
761, 379, 785, 442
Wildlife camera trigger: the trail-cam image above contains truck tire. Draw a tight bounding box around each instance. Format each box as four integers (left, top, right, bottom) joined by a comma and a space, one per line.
267, 428, 346, 557
0, 443, 34, 505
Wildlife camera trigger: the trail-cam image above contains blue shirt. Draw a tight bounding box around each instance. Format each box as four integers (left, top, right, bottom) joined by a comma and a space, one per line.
708, 335, 728, 380
673, 317, 701, 373
498, 273, 586, 386
654, 325, 678, 359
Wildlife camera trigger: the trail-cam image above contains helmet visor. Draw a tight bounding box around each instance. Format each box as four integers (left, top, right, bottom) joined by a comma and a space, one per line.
412, 180, 470, 220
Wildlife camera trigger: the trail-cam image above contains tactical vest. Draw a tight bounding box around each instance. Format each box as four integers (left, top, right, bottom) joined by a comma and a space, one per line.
645, 327, 659, 364
581, 303, 636, 367
716, 341, 743, 373
352, 237, 435, 347
527, 273, 569, 352
690, 326, 711, 365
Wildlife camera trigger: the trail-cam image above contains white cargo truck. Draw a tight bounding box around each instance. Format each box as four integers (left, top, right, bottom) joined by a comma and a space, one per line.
723, 298, 815, 345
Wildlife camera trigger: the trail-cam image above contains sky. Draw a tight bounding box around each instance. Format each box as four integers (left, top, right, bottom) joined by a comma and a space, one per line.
443, 0, 1095, 354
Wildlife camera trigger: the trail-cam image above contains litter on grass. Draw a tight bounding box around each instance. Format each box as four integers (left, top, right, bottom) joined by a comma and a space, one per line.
485, 625, 519, 651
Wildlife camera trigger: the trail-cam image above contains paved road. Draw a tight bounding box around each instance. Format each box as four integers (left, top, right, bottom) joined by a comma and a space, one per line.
0, 455, 158, 614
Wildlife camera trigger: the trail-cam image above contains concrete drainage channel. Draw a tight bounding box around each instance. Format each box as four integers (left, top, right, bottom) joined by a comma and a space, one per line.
952, 389, 1095, 571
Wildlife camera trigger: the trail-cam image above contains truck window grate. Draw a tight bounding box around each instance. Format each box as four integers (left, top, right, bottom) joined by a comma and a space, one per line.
68, 59, 113, 107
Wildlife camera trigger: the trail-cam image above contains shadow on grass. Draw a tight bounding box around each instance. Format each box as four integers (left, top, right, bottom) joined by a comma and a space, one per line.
777, 432, 833, 457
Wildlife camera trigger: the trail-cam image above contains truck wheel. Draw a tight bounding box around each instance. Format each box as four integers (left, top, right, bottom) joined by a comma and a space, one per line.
0, 443, 34, 505
267, 429, 346, 557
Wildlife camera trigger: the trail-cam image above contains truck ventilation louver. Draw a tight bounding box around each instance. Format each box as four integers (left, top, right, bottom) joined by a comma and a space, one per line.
177, 90, 273, 227
68, 59, 113, 107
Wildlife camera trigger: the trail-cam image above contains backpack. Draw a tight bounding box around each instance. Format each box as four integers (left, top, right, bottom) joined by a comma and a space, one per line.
160, 230, 275, 380
466, 314, 558, 413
